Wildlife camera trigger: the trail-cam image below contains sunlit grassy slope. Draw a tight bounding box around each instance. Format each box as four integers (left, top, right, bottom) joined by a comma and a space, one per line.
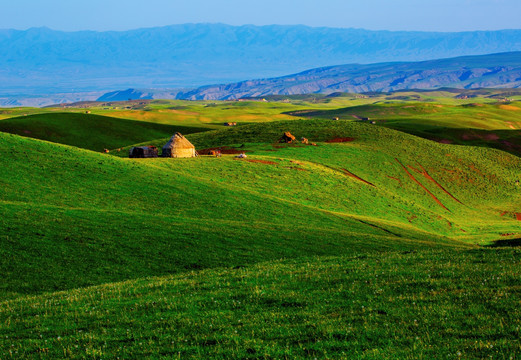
291, 100, 521, 156
182, 120, 521, 241
2, 118, 521, 301
294, 101, 521, 130
2, 93, 521, 359
0, 128, 458, 301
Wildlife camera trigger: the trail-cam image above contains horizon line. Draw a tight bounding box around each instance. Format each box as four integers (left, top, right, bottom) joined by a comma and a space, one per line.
2, 23, 521, 34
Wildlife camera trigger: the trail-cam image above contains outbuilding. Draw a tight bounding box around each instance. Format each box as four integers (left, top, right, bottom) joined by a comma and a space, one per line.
129, 146, 158, 158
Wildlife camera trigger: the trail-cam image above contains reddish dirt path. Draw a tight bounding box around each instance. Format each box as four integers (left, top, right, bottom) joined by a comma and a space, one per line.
516, 213, 521, 221
386, 175, 401, 182
395, 159, 449, 211
341, 169, 376, 187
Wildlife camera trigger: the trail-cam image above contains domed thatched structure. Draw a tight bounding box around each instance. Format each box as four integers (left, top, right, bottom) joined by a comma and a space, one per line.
161, 132, 197, 158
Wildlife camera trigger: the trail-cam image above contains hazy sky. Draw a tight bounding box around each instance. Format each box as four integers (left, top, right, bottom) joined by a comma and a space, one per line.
2, 0, 520, 32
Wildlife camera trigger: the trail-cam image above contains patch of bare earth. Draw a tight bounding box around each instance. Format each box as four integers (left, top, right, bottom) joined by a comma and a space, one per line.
396, 158, 449, 211
244, 159, 278, 165
341, 169, 376, 187
408, 163, 463, 204
327, 137, 355, 143
198, 146, 246, 155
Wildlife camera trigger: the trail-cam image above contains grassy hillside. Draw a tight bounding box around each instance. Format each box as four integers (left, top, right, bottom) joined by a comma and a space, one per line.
2, 96, 521, 359
293, 100, 521, 156
0, 112, 209, 151
1, 127, 463, 301
2, 118, 521, 300
1, 249, 520, 359
293, 101, 521, 130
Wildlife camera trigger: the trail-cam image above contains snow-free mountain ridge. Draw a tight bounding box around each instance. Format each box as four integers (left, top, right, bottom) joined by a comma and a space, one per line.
3, 24, 521, 96
98, 52, 521, 101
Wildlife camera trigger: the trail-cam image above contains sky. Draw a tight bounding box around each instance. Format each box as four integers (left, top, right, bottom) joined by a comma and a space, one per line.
2, 0, 520, 32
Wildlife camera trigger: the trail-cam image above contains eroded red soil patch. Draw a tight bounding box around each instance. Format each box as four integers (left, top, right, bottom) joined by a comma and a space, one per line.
287, 166, 308, 171
417, 164, 463, 204
396, 159, 449, 211
516, 213, 521, 221
198, 146, 246, 155
468, 164, 482, 175
245, 159, 278, 165
386, 175, 401, 182
327, 137, 355, 143
341, 169, 376, 187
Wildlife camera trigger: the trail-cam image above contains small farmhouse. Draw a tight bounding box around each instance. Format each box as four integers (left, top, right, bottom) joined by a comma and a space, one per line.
162, 132, 197, 158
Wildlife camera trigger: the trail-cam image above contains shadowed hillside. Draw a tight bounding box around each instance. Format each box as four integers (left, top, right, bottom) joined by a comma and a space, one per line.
0, 113, 210, 151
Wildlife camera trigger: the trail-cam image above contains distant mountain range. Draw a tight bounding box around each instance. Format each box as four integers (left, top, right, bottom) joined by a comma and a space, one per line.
98, 52, 521, 101
3, 23, 521, 99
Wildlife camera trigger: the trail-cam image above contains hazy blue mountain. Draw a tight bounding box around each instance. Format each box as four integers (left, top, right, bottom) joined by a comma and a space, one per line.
98, 52, 521, 101
3, 24, 521, 96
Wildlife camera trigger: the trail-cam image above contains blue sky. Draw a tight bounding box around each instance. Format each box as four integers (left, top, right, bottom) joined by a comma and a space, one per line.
3, 0, 520, 32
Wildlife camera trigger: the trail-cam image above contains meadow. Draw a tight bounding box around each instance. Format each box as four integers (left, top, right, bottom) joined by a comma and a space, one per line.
1, 249, 520, 359
1, 89, 520, 358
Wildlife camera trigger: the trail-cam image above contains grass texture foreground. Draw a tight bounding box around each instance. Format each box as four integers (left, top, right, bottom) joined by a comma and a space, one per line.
1, 249, 520, 359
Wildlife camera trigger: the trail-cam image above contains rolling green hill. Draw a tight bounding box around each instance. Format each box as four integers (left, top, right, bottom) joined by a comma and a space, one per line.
0, 128, 454, 301
2, 95, 521, 359
0, 112, 210, 152
292, 101, 521, 156
2, 118, 521, 302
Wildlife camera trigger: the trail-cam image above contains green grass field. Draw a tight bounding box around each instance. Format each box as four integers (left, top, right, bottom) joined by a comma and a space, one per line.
2, 249, 520, 359
1, 90, 521, 358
